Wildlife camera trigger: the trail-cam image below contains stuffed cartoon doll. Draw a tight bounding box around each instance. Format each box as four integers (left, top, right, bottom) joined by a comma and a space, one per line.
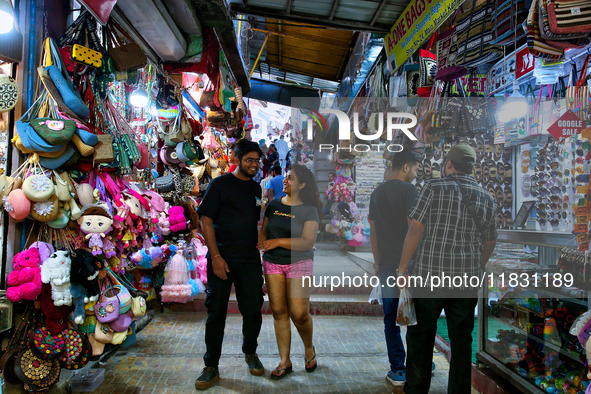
70, 249, 103, 324
6, 247, 42, 302
78, 204, 114, 256
40, 250, 73, 306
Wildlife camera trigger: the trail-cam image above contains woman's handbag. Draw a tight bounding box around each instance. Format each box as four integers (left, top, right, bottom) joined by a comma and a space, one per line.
95, 276, 121, 323
0, 73, 19, 113
106, 20, 148, 71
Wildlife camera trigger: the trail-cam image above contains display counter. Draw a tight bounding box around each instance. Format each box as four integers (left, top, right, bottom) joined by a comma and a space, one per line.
477, 230, 590, 394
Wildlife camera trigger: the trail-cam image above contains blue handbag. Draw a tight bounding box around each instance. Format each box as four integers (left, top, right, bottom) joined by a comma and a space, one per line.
38, 146, 77, 170
45, 37, 89, 118
16, 121, 66, 153
75, 127, 98, 146
46, 65, 90, 119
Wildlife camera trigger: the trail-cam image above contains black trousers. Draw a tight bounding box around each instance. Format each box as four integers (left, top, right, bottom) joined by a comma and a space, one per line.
404, 289, 478, 394
203, 259, 264, 367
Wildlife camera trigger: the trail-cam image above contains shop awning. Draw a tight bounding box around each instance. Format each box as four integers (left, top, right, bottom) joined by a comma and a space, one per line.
228, 0, 408, 34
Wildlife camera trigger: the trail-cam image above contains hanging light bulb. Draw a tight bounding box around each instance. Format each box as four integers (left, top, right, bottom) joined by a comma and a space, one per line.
0, 0, 14, 34
130, 87, 149, 108
498, 80, 528, 123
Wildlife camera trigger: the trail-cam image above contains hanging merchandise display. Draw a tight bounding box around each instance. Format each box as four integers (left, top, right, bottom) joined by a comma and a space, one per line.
0, 10, 249, 393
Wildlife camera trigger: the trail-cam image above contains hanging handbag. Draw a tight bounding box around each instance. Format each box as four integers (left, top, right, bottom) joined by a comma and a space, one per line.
526, 0, 565, 59
547, 0, 591, 34
455, 0, 504, 67
0, 73, 19, 113
491, 0, 529, 45
94, 276, 120, 323
435, 23, 468, 82
539, 0, 591, 48
106, 20, 148, 71
418, 35, 437, 97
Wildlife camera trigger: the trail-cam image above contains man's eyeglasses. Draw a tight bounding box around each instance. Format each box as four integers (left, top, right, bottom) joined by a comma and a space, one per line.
243, 158, 261, 164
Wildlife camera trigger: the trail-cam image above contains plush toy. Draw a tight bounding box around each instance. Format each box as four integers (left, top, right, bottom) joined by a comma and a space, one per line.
6, 247, 42, 302
159, 212, 171, 236
40, 250, 73, 306
131, 247, 164, 269
39, 283, 71, 334
29, 241, 54, 263
70, 249, 103, 324
78, 204, 114, 256
168, 206, 187, 232
347, 216, 365, 247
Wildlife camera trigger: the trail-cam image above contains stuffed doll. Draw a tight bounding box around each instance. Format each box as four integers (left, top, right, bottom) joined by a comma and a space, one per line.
159, 212, 171, 236
29, 241, 54, 263
6, 247, 42, 302
40, 250, 73, 306
131, 247, 164, 269
78, 204, 114, 256
169, 206, 187, 232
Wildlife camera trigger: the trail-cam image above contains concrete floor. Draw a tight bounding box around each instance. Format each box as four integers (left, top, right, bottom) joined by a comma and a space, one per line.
62, 312, 465, 394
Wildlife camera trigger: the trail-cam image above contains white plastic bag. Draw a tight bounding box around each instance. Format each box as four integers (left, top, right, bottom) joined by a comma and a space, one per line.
369, 280, 382, 305
396, 288, 417, 326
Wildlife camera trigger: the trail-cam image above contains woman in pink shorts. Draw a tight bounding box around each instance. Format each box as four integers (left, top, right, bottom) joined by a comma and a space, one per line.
257, 164, 321, 380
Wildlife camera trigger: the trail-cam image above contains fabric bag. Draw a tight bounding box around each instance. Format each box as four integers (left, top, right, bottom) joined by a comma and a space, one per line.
547, 0, 591, 34
95, 276, 121, 323
435, 27, 467, 82
491, 0, 529, 45
455, 0, 504, 67
0, 73, 20, 113
106, 20, 148, 71
526, 0, 565, 59
31, 117, 76, 146
418, 35, 437, 97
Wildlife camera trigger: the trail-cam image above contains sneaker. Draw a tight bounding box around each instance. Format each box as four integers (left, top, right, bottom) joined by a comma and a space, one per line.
245, 353, 265, 376
386, 370, 405, 386
195, 367, 219, 390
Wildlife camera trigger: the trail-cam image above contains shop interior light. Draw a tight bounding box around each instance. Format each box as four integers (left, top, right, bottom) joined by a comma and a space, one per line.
497, 80, 528, 123
0, 0, 14, 34
130, 87, 149, 108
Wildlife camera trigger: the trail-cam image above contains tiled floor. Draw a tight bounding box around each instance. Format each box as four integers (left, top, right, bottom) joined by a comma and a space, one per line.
78, 312, 459, 394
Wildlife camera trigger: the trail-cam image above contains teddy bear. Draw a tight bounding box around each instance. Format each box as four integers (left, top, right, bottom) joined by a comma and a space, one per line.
70, 249, 103, 324
169, 206, 187, 232
6, 247, 42, 302
41, 250, 73, 306
158, 212, 171, 236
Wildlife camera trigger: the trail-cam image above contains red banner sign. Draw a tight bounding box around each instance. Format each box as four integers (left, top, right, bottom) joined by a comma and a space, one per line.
515, 47, 535, 79
547, 110, 583, 140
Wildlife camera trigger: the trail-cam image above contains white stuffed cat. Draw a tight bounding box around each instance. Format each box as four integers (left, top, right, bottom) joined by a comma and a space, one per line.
40, 250, 72, 306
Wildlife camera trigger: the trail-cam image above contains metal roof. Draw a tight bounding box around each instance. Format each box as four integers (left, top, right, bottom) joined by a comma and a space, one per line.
227, 0, 409, 34
253, 63, 340, 92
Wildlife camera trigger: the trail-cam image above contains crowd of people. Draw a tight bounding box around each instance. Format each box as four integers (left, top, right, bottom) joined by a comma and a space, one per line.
193, 139, 497, 394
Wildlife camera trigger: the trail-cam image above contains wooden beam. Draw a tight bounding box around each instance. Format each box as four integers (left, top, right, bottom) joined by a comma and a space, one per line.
286, 0, 293, 15
369, 0, 389, 27
278, 21, 283, 67
328, 0, 339, 21
251, 28, 351, 49
229, 4, 391, 33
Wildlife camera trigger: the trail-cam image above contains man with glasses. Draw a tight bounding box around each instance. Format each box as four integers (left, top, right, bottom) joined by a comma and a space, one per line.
397, 144, 497, 394
195, 139, 265, 389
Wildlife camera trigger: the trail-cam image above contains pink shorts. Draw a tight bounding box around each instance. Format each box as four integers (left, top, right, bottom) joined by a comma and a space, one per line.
262, 259, 313, 278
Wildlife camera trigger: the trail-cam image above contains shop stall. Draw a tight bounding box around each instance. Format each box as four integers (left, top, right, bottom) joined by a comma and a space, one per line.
0, 3, 251, 391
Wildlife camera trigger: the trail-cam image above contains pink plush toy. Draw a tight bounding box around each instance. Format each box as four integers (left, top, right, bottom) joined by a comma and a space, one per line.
169, 206, 187, 232
6, 247, 42, 302
159, 212, 171, 236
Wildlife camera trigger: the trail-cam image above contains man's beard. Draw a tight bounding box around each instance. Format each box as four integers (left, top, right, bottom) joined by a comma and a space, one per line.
239, 164, 257, 178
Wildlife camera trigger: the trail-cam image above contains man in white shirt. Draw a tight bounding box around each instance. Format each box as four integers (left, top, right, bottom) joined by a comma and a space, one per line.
274, 135, 289, 174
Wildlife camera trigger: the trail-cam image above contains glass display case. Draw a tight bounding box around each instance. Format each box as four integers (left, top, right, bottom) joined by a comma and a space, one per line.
477, 234, 591, 393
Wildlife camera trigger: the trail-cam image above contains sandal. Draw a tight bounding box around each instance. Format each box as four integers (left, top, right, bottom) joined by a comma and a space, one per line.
271, 366, 292, 380
305, 347, 317, 373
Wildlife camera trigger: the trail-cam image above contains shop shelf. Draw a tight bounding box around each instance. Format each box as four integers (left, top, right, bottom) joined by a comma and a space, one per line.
487, 314, 582, 363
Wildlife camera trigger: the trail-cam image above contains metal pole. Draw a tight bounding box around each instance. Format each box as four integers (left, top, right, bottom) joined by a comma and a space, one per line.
249, 33, 270, 80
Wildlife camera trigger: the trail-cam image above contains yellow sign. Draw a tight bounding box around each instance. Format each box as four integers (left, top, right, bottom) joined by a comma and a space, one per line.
384, 0, 464, 72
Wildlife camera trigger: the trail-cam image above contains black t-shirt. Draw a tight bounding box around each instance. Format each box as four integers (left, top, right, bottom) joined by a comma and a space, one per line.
368, 180, 418, 270
197, 173, 262, 263
263, 198, 319, 265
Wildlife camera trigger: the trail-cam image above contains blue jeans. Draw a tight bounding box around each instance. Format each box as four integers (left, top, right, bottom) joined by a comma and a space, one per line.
382, 296, 406, 373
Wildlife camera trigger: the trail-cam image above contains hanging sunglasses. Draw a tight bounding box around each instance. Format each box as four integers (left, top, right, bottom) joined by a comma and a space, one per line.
550, 195, 562, 202
550, 170, 563, 178
538, 218, 561, 227
576, 148, 585, 157
575, 157, 585, 165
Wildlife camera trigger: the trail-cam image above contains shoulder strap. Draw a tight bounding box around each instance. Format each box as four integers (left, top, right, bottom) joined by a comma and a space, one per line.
451, 179, 487, 233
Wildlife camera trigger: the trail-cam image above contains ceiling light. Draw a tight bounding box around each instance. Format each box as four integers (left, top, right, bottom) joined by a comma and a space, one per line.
0, 1, 14, 34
